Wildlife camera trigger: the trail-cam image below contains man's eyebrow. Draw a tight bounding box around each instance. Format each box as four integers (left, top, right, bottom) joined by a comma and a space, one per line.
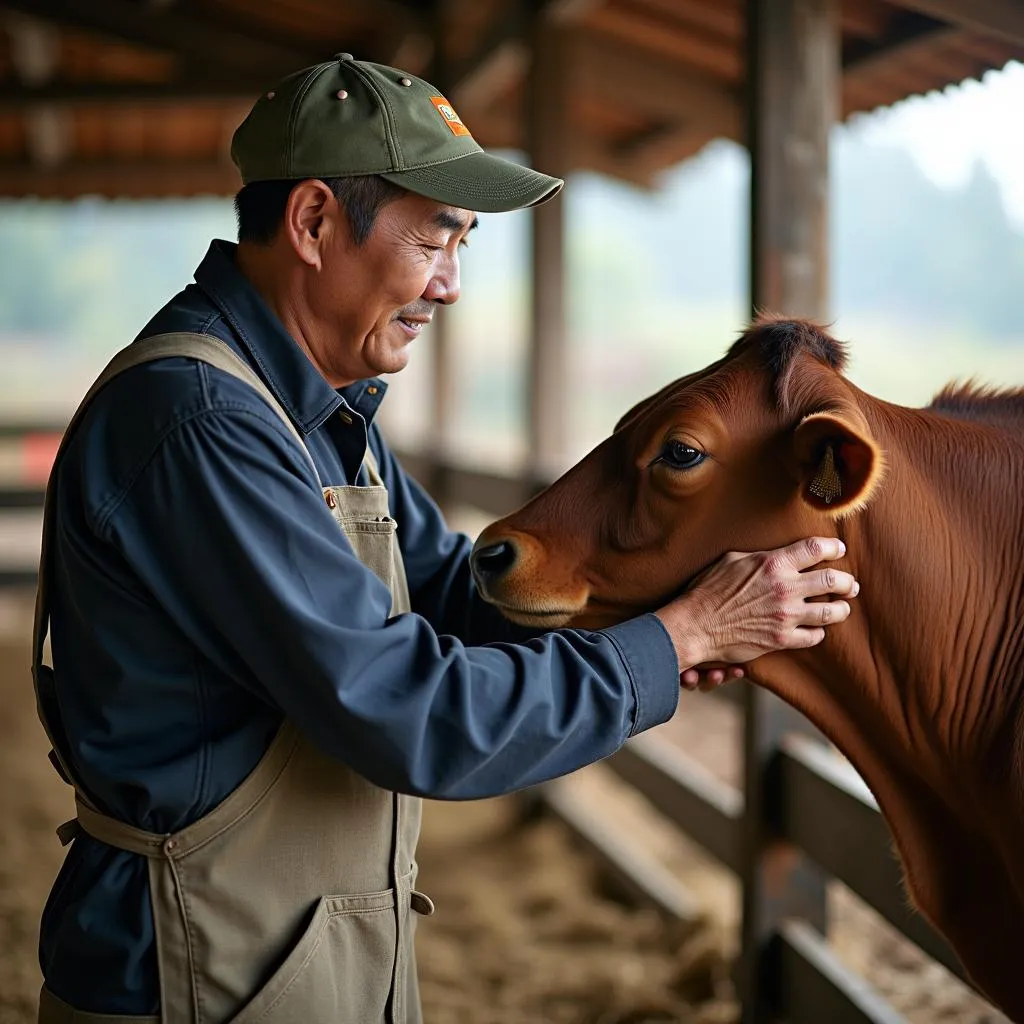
434, 210, 479, 233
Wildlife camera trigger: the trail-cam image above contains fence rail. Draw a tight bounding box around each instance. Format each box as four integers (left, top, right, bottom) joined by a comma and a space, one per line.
0, 428, 985, 1022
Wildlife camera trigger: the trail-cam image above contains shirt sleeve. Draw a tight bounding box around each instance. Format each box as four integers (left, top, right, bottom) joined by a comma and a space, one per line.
99, 404, 680, 800
366, 426, 536, 646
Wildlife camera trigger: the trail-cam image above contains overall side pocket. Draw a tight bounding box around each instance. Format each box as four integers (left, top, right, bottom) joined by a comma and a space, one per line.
230, 889, 398, 1024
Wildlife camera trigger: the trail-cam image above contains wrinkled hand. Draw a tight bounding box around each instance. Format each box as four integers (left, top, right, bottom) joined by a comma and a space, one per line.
655, 537, 859, 690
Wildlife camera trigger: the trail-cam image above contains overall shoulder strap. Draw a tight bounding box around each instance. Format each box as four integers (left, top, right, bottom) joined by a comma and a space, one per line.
32, 332, 317, 807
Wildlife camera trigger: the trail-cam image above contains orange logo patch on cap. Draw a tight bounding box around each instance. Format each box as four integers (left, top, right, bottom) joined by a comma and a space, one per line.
430, 96, 472, 137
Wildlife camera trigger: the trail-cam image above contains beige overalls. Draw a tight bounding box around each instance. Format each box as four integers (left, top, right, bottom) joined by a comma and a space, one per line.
34, 333, 431, 1024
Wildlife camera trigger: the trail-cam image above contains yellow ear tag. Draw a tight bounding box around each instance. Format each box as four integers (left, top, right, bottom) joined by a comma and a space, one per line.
809, 444, 842, 505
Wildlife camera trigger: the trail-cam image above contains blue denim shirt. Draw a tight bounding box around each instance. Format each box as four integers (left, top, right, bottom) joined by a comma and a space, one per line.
39, 240, 680, 1012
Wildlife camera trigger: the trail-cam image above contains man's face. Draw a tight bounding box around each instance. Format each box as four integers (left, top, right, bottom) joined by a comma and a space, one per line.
315, 192, 477, 383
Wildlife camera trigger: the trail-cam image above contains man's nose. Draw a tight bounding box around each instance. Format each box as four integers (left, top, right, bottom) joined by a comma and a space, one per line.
423, 253, 460, 306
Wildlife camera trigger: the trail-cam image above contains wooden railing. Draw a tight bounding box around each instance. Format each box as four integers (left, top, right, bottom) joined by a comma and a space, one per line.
0, 428, 989, 1023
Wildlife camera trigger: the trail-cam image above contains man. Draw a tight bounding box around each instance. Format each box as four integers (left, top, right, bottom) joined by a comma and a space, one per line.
34, 55, 858, 1023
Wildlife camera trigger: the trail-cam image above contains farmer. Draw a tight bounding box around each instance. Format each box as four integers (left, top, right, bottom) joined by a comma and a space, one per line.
33, 55, 858, 1022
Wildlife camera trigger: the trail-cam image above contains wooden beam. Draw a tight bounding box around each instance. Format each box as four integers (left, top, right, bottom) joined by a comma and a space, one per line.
0, 160, 240, 199
741, 3, 840, 1018
888, 0, 1024, 46
570, 31, 741, 137
0, 0, 321, 74
843, 11, 959, 80
539, 779, 704, 925
608, 736, 743, 872
774, 920, 912, 1024
778, 735, 969, 983
527, 15, 569, 476
0, 78, 267, 109
748, 0, 837, 320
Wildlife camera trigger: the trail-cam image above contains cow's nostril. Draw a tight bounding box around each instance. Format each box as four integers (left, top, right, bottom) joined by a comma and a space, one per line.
472, 541, 518, 580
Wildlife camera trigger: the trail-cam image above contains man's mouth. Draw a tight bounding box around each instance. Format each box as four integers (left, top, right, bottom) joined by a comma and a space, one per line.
396, 315, 431, 338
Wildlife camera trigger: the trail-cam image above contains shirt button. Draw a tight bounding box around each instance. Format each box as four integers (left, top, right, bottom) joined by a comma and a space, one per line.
339, 411, 353, 425
163, 838, 177, 855
367, 386, 378, 395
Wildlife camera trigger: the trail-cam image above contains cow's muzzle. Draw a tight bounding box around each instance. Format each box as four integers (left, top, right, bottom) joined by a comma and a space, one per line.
470, 539, 519, 598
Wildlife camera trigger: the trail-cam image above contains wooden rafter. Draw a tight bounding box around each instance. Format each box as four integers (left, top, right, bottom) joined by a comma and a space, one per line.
0, 0, 323, 74
842, 9, 957, 76
892, 0, 1024, 46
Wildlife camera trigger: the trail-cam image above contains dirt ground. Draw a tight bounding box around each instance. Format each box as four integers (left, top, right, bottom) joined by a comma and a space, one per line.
0, 590, 1008, 1024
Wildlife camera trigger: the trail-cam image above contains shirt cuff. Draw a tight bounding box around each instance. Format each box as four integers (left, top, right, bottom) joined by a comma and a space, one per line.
600, 613, 680, 736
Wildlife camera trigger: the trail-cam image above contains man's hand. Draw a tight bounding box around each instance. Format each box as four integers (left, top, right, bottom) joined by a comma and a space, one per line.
654, 537, 859, 690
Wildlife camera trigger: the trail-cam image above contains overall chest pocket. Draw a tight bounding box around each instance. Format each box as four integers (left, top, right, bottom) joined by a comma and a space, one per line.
324, 486, 399, 600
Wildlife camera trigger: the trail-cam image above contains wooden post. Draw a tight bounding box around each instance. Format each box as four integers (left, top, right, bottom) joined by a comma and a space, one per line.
748, 0, 836, 321
428, 0, 455, 506
526, 13, 569, 478
740, 0, 838, 1021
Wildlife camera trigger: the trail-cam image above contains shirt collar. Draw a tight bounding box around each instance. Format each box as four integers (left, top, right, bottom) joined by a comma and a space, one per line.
193, 240, 388, 434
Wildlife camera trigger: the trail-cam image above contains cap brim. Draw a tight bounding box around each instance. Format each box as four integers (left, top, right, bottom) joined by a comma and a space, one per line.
381, 151, 563, 214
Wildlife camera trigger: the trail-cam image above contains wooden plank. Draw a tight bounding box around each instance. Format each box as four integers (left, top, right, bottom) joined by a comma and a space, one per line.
0, 160, 240, 198
608, 735, 743, 872
777, 735, 969, 984
4, 0, 319, 74
526, 14, 569, 477
773, 919, 910, 1024
890, 0, 1024, 46
539, 779, 704, 925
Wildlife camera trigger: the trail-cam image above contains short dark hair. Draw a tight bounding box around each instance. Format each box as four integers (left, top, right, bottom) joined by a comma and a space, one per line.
233, 175, 406, 246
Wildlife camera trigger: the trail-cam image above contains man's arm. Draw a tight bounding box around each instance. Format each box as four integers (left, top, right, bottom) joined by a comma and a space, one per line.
368, 426, 535, 644
99, 406, 680, 800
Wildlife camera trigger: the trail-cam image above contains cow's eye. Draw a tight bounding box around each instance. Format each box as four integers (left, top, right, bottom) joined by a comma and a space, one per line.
658, 441, 706, 470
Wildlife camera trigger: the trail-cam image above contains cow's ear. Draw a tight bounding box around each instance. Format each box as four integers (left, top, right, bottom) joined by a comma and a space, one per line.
792, 412, 884, 516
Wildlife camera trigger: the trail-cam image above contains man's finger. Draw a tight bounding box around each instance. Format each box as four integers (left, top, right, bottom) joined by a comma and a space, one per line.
800, 568, 859, 598
781, 536, 846, 572
791, 626, 828, 648
794, 599, 851, 628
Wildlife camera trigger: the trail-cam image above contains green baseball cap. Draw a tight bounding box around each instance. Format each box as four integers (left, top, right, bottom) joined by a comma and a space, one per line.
231, 53, 563, 214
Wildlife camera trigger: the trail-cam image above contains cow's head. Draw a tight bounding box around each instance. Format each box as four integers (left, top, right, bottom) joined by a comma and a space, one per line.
472, 317, 886, 629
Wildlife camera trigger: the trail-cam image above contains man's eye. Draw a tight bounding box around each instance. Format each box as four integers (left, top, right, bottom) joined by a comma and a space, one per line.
656, 441, 706, 470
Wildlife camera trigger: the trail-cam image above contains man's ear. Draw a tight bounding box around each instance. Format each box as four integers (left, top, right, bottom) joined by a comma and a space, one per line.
792, 411, 885, 516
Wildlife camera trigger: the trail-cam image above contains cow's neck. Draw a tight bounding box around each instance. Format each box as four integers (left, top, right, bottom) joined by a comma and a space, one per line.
749, 397, 1024, 923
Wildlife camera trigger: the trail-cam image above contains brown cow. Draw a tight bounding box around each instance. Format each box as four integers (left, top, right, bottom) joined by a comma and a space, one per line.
471, 316, 1024, 1021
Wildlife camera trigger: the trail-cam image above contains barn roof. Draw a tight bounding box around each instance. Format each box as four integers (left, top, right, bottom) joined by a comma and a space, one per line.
0, 0, 1020, 199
